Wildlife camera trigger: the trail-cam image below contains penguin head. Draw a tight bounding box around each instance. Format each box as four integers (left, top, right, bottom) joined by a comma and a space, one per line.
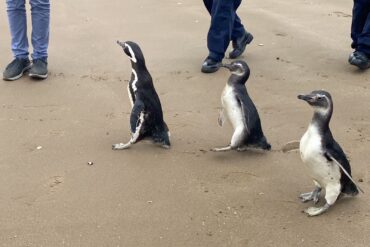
117, 40, 145, 65
222, 60, 250, 83
298, 90, 333, 116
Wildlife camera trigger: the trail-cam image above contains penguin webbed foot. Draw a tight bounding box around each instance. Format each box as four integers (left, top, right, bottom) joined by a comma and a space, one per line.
112, 142, 132, 150
304, 203, 330, 217
299, 187, 321, 204
236, 146, 248, 152
211, 146, 232, 152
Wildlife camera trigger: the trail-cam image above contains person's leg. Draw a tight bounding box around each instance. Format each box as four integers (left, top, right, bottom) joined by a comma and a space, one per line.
357, 9, 370, 55
231, 0, 245, 42
349, 0, 370, 69
206, 0, 235, 62
30, 0, 50, 61
29, 0, 50, 79
203, 0, 213, 15
6, 0, 29, 59
229, 0, 253, 59
3, 0, 31, 81
351, 0, 370, 50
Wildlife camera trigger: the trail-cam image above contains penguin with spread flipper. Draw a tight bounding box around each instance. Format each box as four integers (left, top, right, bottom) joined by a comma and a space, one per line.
298, 90, 363, 216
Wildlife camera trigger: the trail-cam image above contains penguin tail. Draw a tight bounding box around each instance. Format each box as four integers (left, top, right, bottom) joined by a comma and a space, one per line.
342, 180, 360, 196
152, 129, 171, 147
264, 143, 272, 151
247, 136, 271, 151
259, 137, 271, 151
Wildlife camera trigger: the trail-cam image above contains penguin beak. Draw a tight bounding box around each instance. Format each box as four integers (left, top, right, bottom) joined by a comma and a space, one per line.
298, 94, 316, 103
117, 40, 125, 47
221, 63, 232, 70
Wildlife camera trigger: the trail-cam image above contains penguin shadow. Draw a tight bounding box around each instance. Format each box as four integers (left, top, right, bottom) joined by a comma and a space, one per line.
209, 147, 271, 162
351, 68, 369, 75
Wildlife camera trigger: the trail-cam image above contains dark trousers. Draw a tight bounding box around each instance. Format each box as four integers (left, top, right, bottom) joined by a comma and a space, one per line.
351, 0, 370, 55
203, 0, 246, 61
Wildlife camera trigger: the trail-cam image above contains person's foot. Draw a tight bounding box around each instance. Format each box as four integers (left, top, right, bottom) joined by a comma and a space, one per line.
229, 32, 254, 59
3, 58, 31, 81
29, 59, 48, 79
201, 57, 221, 73
348, 51, 370, 70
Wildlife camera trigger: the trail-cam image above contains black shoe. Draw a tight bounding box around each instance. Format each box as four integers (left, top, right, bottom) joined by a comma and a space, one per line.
3, 58, 31, 81
348, 51, 370, 70
201, 57, 221, 73
29, 59, 48, 79
229, 32, 254, 59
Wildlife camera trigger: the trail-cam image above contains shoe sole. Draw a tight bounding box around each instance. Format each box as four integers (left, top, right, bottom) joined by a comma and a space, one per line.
349, 59, 370, 70
29, 73, 48, 79
3, 65, 31, 81
201, 65, 220, 73
229, 33, 254, 59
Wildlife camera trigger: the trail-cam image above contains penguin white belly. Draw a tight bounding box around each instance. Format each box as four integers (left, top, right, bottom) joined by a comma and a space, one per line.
299, 124, 341, 187
221, 85, 245, 130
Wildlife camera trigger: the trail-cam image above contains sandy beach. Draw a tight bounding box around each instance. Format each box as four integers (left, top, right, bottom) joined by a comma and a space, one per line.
0, 0, 369, 246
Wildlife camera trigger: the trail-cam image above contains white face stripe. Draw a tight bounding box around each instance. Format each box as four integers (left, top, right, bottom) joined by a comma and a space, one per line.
131, 69, 138, 92
231, 63, 245, 76
124, 43, 137, 63
234, 62, 243, 68
313, 94, 330, 116
231, 70, 244, 76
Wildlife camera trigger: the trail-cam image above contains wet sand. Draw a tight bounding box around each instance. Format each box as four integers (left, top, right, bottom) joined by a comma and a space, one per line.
0, 0, 369, 246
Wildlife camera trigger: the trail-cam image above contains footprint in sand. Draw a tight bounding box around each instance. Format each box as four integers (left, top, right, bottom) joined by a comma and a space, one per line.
333, 11, 352, 18
12, 175, 64, 206
48, 176, 64, 192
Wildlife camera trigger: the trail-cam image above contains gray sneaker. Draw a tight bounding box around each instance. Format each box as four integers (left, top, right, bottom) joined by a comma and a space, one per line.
348, 51, 370, 70
3, 58, 31, 81
29, 59, 48, 79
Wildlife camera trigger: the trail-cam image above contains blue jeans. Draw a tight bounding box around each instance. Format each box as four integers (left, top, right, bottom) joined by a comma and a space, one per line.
351, 0, 370, 55
6, 0, 50, 60
203, 0, 247, 61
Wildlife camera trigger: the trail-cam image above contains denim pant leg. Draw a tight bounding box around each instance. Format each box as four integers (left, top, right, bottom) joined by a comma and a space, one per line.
6, 0, 29, 59
206, 0, 237, 61
231, 0, 246, 41
203, 0, 212, 15
351, 0, 370, 50
357, 9, 370, 55
30, 0, 50, 60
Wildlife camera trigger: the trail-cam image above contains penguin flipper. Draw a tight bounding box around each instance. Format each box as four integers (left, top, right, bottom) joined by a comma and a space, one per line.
211, 146, 232, 152
218, 108, 226, 127
324, 151, 364, 194
130, 99, 145, 133
234, 90, 251, 134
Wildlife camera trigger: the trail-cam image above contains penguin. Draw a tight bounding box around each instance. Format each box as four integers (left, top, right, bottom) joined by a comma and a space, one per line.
112, 41, 170, 150
298, 90, 363, 216
212, 60, 271, 152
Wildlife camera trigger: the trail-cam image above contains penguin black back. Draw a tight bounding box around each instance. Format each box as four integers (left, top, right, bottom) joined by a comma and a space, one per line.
113, 41, 170, 149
